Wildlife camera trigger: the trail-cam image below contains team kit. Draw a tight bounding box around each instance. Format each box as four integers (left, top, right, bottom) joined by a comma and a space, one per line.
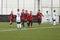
9, 9, 57, 30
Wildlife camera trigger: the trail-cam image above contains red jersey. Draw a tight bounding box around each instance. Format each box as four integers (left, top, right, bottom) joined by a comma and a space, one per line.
21, 12, 25, 21
37, 12, 42, 19
25, 12, 29, 20
10, 13, 14, 20
26, 15, 29, 21
29, 13, 33, 21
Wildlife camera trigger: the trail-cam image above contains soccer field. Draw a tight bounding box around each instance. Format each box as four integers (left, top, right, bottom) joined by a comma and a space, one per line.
0, 22, 60, 40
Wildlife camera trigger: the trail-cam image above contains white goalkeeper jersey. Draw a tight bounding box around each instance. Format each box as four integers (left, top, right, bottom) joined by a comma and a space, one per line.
53, 13, 56, 20
16, 12, 21, 22
46, 13, 50, 20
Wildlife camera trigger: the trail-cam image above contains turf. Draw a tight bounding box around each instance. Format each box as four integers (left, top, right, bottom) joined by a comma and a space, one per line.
0, 22, 60, 40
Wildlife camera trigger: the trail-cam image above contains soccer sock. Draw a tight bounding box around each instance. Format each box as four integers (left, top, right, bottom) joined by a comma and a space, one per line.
53, 21, 54, 25
54, 21, 56, 25
23, 23, 24, 27
22, 22, 24, 27
17, 24, 19, 29
20, 24, 21, 28
53, 21, 56, 25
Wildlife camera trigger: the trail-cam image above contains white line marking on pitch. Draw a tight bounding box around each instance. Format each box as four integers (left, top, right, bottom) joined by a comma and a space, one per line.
0, 27, 60, 32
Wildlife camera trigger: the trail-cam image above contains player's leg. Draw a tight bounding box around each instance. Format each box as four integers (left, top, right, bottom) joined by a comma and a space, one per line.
38, 19, 40, 25
23, 20, 25, 27
31, 21, 33, 28
29, 21, 31, 28
22, 20, 25, 28
21, 20, 23, 27
39, 19, 42, 25
53, 20, 54, 25
54, 20, 56, 25
10, 19, 12, 25
19, 22, 21, 29
17, 22, 22, 30
27, 20, 30, 28
29, 20, 31, 28
53, 20, 56, 25
17, 22, 20, 29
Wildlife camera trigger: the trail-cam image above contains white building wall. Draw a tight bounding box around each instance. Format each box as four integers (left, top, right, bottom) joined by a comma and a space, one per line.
0, 0, 60, 23
0, 0, 35, 15
24, 0, 34, 15
0, 0, 59, 15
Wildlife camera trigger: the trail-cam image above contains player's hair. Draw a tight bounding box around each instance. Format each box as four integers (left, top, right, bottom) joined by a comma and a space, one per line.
22, 9, 24, 11
25, 10, 28, 12
53, 10, 56, 12
46, 11, 48, 13
30, 11, 32, 12
17, 9, 19, 12
38, 9, 40, 11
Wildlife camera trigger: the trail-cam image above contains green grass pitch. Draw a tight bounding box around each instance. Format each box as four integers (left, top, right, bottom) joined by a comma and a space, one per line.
0, 22, 60, 40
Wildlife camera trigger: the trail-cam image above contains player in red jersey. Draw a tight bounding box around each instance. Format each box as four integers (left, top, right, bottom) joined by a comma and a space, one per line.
29, 11, 33, 28
25, 10, 30, 28
25, 10, 29, 21
37, 10, 44, 25
21, 9, 25, 27
9, 11, 14, 25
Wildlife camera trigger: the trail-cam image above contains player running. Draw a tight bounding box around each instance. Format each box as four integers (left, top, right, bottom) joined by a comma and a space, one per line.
21, 9, 25, 28
9, 11, 14, 25
29, 11, 33, 28
25, 10, 30, 28
46, 11, 50, 23
52, 10, 57, 25
37, 10, 44, 25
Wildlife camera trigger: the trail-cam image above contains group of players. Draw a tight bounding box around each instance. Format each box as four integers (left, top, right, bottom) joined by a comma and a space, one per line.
46, 10, 57, 25
9, 9, 57, 30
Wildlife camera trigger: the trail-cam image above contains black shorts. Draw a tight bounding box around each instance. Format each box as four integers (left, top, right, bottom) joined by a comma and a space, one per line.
53, 20, 56, 21
38, 19, 42, 22
29, 20, 32, 23
17, 22, 21, 24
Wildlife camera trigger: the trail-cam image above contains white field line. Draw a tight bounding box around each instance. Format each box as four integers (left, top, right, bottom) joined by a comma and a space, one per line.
0, 27, 60, 32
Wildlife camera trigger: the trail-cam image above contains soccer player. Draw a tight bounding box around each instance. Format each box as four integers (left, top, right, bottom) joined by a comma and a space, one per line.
25, 10, 30, 28
25, 10, 29, 20
37, 10, 44, 25
16, 9, 21, 30
52, 10, 56, 25
9, 11, 14, 25
29, 11, 33, 28
21, 9, 25, 28
46, 11, 50, 23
